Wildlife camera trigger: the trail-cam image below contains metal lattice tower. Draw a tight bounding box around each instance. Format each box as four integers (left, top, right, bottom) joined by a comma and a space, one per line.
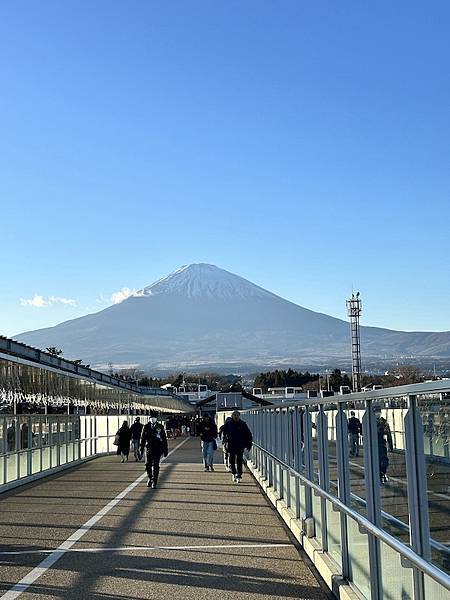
346, 293, 362, 392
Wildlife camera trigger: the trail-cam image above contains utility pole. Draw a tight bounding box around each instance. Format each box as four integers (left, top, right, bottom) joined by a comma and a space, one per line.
346, 292, 362, 392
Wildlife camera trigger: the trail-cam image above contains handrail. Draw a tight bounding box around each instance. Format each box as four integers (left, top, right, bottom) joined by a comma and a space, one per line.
248, 379, 450, 411
327, 480, 450, 558
252, 441, 450, 590
0, 350, 193, 412
0, 337, 191, 406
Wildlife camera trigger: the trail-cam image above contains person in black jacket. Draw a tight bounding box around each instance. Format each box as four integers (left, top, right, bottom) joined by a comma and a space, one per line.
223, 410, 252, 483
197, 414, 218, 471
129, 417, 144, 461
377, 415, 394, 483
348, 411, 362, 457
140, 411, 168, 488
116, 421, 132, 463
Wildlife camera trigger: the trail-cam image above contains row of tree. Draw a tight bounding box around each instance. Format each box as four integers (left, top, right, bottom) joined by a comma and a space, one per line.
253, 365, 430, 393
253, 369, 319, 392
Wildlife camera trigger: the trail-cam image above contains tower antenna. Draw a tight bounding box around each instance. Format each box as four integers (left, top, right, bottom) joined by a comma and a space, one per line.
346, 292, 362, 392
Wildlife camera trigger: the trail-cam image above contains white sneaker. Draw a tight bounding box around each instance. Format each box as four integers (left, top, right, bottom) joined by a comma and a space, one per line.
231, 474, 236, 482
236, 477, 242, 484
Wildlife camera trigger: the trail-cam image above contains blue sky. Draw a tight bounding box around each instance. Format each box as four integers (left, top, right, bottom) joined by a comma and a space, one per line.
1, 1, 449, 336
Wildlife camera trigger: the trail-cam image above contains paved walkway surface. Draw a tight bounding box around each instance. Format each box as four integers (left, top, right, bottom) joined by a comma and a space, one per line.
0, 437, 327, 600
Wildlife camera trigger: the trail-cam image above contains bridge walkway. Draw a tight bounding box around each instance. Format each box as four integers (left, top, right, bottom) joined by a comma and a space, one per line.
0, 437, 327, 600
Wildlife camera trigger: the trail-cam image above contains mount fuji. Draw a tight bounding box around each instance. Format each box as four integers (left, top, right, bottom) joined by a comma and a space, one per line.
15, 264, 450, 371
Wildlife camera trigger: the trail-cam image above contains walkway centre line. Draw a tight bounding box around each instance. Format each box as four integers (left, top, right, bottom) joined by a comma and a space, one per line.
0, 437, 190, 600
0, 542, 293, 557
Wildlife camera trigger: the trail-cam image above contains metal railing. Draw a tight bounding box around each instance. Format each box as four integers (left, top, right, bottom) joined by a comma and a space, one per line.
244, 380, 450, 600
0, 414, 151, 489
0, 350, 193, 414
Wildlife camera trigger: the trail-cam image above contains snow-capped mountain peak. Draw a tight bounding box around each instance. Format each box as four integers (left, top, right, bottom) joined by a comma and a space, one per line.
142, 263, 276, 299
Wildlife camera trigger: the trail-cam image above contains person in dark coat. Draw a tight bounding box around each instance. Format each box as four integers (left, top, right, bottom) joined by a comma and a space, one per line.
116, 421, 132, 463
129, 417, 144, 461
223, 410, 252, 483
140, 411, 168, 488
377, 415, 394, 483
197, 414, 218, 471
219, 416, 232, 471
348, 411, 362, 457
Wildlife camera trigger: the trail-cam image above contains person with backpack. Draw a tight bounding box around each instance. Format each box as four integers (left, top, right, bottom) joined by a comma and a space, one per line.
223, 410, 252, 483
140, 411, 168, 488
129, 416, 144, 461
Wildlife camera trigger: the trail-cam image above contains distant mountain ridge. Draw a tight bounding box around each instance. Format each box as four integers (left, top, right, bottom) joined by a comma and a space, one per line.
14, 263, 450, 370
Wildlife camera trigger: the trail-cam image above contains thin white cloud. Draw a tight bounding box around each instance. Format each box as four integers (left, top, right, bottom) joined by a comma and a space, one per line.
20, 294, 76, 308
49, 296, 76, 306
20, 295, 48, 307
111, 288, 145, 304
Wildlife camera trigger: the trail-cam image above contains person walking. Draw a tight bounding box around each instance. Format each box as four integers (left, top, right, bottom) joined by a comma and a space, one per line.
219, 417, 232, 471
129, 417, 144, 461
377, 414, 394, 483
116, 421, 131, 463
140, 411, 168, 488
223, 410, 252, 483
197, 414, 218, 472
348, 411, 362, 457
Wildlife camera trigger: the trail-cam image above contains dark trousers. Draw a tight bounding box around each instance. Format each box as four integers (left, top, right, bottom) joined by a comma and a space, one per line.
229, 448, 244, 477
146, 450, 163, 483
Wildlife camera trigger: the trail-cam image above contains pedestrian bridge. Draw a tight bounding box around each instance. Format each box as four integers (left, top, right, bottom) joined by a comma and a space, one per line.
1, 341, 449, 599
0, 436, 326, 600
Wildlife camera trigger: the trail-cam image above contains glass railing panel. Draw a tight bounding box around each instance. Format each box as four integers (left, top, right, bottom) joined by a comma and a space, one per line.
96, 416, 108, 453
31, 417, 41, 450
59, 443, 67, 465
417, 393, 450, 575
326, 499, 342, 567
377, 402, 411, 546
379, 539, 413, 600
51, 445, 58, 467
18, 451, 28, 478
59, 420, 67, 445
6, 453, 17, 482
311, 409, 320, 484
424, 573, 449, 600
299, 480, 306, 517
67, 419, 74, 443
327, 408, 339, 491
345, 407, 367, 515
50, 419, 59, 446
5, 417, 17, 453
347, 517, 370, 599
18, 417, 31, 451
41, 418, 50, 447
0, 418, 4, 455
42, 447, 50, 470
31, 448, 41, 474
312, 490, 323, 547
289, 472, 297, 513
